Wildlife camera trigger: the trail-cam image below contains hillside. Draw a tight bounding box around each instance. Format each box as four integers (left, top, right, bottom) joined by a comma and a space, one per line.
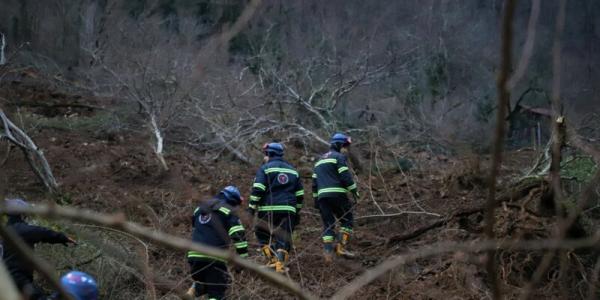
2, 73, 598, 299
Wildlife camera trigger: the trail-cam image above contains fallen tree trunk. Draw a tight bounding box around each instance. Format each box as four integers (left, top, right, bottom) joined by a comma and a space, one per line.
0, 109, 59, 192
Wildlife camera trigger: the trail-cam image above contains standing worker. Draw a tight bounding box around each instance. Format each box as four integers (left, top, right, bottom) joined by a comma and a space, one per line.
2, 198, 77, 299
248, 142, 304, 273
186, 186, 248, 300
312, 133, 359, 262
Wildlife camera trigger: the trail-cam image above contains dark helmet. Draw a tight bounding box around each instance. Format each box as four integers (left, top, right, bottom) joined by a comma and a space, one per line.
60, 271, 99, 300
262, 142, 284, 157
220, 185, 243, 206
4, 198, 29, 216
330, 133, 352, 147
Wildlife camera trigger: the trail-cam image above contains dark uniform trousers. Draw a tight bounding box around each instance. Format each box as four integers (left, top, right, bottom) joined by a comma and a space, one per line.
318, 196, 353, 245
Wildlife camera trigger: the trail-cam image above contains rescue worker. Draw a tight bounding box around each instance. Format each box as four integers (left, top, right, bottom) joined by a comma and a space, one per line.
52, 271, 99, 300
186, 186, 248, 300
248, 142, 303, 273
2, 198, 76, 300
312, 133, 359, 262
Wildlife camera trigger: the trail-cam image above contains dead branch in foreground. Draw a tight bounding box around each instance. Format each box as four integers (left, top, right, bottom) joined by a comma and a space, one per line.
521, 1, 569, 298
0, 109, 59, 192
331, 234, 600, 300
0, 204, 317, 300
485, 1, 516, 298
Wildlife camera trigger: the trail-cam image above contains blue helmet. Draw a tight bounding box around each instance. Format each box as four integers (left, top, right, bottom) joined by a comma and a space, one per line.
262, 142, 284, 157
220, 185, 243, 206
4, 198, 29, 216
330, 133, 352, 147
60, 271, 98, 300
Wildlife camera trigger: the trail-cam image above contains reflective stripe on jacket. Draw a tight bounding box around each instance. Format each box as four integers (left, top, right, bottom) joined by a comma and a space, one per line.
312, 149, 358, 200
188, 195, 248, 261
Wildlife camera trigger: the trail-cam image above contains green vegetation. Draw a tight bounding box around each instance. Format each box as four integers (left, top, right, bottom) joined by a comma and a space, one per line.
561, 155, 597, 183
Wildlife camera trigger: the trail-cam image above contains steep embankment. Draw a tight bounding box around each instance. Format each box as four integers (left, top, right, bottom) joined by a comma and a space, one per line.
2, 75, 589, 299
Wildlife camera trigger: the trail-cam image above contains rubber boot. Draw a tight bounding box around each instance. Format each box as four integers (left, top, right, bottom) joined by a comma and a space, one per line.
335, 232, 355, 258
323, 242, 335, 263
262, 245, 277, 266
274, 249, 289, 273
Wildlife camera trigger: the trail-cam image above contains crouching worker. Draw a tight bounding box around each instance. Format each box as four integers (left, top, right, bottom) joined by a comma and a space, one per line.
2, 198, 76, 300
186, 186, 248, 300
248, 143, 303, 273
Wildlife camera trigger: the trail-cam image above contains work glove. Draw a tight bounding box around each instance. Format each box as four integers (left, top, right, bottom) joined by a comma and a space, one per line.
293, 213, 301, 227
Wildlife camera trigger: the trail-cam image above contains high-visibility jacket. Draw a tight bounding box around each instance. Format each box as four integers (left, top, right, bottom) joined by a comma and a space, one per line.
312, 149, 358, 200
187, 195, 248, 262
249, 157, 304, 214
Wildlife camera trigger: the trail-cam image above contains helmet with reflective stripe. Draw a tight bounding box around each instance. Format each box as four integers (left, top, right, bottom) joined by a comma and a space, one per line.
61, 271, 98, 300
330, 133, 352, 147
262, 142, 284, 157
221, 185, 243, 206
4, 198, 29, 216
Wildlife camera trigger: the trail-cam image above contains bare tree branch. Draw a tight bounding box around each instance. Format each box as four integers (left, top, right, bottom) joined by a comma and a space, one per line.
331, 235, 600, 300
507, 0, 541, 90
0, 260, 20, 300
0, 32, 6, 65
0, 225, 74, 300
150, 114, 168, 171
0, 109, 59, 192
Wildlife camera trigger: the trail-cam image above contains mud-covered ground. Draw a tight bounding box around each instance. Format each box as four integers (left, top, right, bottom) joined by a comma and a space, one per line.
1, 73, 594, 299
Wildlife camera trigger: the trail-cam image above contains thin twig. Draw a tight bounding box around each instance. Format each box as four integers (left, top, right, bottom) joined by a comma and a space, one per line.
0, 260, 20, 300
357, 211, 441, 220
586, 256, 600, 300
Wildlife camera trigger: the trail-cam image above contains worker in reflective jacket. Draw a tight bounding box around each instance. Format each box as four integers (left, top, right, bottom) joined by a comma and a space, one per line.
186, 186, 248, 300
248, 142, 304, 273
312, 133, 359, 261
